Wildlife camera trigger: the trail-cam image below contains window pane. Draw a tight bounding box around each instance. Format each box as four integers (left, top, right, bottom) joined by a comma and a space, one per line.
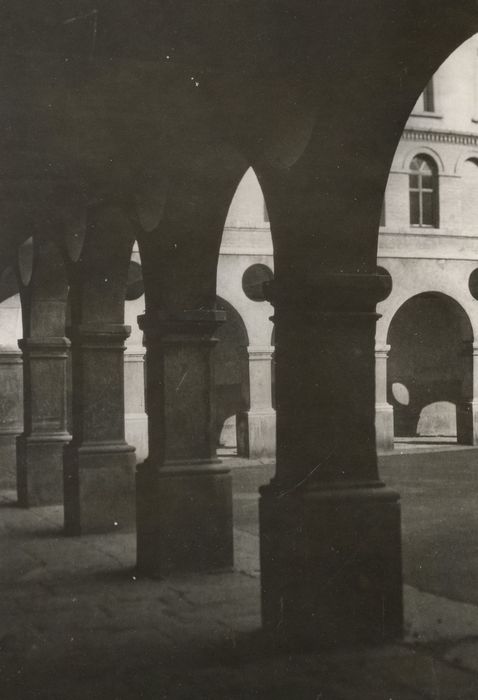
409, 174, 419, 188
410, 158, 420, 171
423, 80, 435, 112
410, 191, 420, 224
422, 192, 434, 225
421, 174, 434, 189
420, 160, 433, 175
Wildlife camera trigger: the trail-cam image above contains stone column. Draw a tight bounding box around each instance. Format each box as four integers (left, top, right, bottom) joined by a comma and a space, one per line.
237, 345, 276, 458
259, 274, 402, 646
17, 337, 71, 506
0, 348, 23, 489
124, 344, 148, 462
63, 324, 136, 534
375, 343, 394, 451
457, 340, 478, 445
136, 309, 233, 576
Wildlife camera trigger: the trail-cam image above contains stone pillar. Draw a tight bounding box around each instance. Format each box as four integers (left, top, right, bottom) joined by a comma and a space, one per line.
375, 343, 394, 451
0, 348, 23, 489
63, 324, 136, 534
124, 344, 148, 462
237, 345, 276, 458
136, 309, 233, 577
17, 337, 71, 506
457, 340, 478, 445
259, 274, 402, 647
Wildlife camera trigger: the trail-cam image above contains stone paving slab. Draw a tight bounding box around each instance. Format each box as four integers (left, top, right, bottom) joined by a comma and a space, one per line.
2, 462, 478, 698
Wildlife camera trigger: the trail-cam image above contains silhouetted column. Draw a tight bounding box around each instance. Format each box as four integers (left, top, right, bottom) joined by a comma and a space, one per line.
237, 345, 276, 458
375, 343, 394, 451
17, 337, 70, 506
136, 308, 233, 576
259, 273, 402, 646
0, 348, 23, 488
457, 340, 478, 445
63, 323, 135, 534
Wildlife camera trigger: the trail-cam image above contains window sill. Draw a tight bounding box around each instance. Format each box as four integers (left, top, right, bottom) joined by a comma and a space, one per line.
409, 112, 443, 119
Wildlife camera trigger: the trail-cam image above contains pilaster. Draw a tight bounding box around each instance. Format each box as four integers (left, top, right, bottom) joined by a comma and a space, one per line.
237, 345, 276, 458
375, 343, 394, 451
124, 345, 148, 462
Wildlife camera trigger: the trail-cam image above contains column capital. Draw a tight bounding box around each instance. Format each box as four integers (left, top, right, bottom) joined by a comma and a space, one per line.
247, 345, 274, 360
375, 342, 391, 357
18, 337, 71, 357
264, 272, 391, 314
67, 324, 131, 348
0, 347, 22, 364
138, 309, 226, 343
124, 344, 146, 361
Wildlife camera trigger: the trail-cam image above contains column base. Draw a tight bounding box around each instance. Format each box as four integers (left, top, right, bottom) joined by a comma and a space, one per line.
63, 442, 136, 535
17, 434, 68, 507
136, 461, 234, 577
0, 432, 20, 489
237, 410, 276, 458
259, 481, 403, 648
125, 412, 148, 462
375, 403, 394, 451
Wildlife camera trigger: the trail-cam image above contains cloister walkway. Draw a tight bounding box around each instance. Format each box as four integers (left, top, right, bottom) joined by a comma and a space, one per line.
1, 449, 478, 698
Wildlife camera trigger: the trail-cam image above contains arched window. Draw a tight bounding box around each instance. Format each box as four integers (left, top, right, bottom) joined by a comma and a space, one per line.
409, 155, 439, 227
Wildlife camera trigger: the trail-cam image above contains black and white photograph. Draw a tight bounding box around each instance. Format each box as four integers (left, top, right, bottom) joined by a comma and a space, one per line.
1, 2, 478, 698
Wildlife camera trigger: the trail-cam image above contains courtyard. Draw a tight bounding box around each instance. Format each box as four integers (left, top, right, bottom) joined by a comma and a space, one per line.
1, 448, 478, 698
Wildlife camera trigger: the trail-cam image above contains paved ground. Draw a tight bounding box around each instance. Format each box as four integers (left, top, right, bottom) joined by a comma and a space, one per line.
1, 450, 478, 698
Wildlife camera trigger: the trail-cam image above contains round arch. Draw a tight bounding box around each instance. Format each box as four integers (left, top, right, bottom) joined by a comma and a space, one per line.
454, 151, 478, 175
377, 278, 478, 347
386, 291, 474, 444
401, 146, 445, 174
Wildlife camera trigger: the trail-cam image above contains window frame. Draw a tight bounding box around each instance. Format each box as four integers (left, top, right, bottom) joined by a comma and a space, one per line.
409, 155, 439, 228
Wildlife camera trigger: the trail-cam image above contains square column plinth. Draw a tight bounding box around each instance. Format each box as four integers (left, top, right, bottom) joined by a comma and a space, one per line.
260, 483, 403, 647
64, 442, 136, 535
136, 462, 233, 577
17, 435, 67, 507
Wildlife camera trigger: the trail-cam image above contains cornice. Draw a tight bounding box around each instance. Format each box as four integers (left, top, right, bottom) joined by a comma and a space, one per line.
403, 128, 478, 146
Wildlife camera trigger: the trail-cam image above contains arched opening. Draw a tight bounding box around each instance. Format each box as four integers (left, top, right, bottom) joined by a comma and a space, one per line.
213, 297, 250, 455
124, 245, 148, 463
387, 292, 473, 445
216, 166, 276, 460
